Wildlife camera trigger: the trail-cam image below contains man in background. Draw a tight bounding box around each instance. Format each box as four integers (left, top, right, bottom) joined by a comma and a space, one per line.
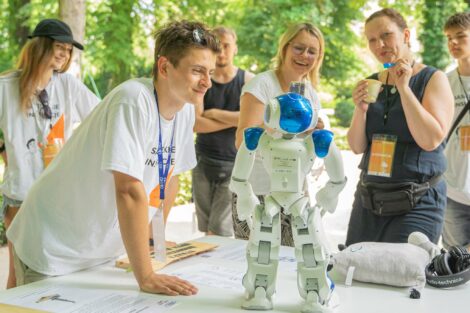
193, 26, 253, 236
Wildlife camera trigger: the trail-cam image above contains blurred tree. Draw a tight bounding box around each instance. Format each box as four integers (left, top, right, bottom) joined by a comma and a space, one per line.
321, 0, 368, 88
0, 0, 30, 71
84, 0, 137, 92
8, 0, 30, 52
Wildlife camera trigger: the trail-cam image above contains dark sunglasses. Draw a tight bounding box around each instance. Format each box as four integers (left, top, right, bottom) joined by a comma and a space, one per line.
192, 29, 207, 45
37, 89, 52, 119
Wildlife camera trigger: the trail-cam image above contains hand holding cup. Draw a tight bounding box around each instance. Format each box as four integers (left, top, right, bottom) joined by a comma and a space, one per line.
352, 79, 382, 113
364, 79, 383, 103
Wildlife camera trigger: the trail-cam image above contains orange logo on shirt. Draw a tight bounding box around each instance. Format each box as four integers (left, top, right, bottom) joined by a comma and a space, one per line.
47, 114, 65, 144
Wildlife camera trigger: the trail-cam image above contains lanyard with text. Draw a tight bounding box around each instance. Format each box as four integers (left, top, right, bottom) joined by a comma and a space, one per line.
155, 89, 176, 200
152, 88, 176, 263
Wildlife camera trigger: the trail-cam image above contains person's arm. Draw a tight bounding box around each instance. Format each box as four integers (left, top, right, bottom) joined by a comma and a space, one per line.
163, 175, 179, 223
398, 70, 454, 151
199, 70, 256, 130
347, 80, 370, 154
203, 109, 239, 126
193, 101, 232, 133
235, 92, 265, 148
113, 171, 197, 295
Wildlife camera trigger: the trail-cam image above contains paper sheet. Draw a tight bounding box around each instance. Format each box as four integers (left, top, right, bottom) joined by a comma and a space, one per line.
2, 285, 177, 313
168, 263, 244, 291
196, 242, 246, 262
197, 242, 297, 272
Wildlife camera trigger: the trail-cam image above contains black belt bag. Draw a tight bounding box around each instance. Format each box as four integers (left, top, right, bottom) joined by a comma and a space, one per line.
359, 176, 441, 216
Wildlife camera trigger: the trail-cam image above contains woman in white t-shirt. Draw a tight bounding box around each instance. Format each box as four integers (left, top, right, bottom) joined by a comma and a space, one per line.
233, 23, 325, 246
0, 19, 99, 288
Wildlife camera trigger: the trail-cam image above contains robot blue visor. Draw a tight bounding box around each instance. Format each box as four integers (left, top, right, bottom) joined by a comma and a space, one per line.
277, 93, 313, 133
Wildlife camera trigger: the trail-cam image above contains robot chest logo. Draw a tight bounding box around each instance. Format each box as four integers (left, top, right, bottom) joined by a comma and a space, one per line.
272, 156, 299, 171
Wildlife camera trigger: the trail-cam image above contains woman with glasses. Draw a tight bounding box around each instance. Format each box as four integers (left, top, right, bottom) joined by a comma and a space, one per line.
346, 8, 454, 245
232, 23, 325, 246
0, 19, 99, 288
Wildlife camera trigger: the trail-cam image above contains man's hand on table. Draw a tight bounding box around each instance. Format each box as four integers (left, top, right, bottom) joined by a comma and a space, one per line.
140, 272, 198, 296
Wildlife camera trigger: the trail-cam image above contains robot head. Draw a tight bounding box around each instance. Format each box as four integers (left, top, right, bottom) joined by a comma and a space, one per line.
264, 92, 317, 134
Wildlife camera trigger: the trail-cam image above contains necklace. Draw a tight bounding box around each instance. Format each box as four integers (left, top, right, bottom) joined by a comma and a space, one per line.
382, 60, 416, 125
457, 68, 469, 103
383, 72, 396, 125
389, 60, 416, 94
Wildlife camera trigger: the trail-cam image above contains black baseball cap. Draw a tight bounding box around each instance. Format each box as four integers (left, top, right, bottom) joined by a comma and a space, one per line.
29, 19, 84, 50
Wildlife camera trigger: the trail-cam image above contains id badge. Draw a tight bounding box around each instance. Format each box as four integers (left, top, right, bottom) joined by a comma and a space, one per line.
459, 125, 470, 151
367, 134, 397, 177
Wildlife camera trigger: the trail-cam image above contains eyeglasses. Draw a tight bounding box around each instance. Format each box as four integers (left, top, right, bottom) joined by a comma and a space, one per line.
289, 43, 318, 59
37, 89, 52, 120
192, 29, 207, 45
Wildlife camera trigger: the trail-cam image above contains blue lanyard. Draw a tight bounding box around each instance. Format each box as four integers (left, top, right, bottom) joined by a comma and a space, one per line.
154, 89, 176, 200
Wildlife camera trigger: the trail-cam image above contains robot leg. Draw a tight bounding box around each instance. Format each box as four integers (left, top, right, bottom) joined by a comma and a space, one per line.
291, 204, 336, 313
242, 197, 281, 310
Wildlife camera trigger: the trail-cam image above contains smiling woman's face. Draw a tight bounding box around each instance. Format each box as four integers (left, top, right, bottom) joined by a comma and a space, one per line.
282, 30, 320, 77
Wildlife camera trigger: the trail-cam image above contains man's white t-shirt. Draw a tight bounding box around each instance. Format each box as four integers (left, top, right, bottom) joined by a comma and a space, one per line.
445, 69, 470, 205
0, 71, 99, 201
7, 78, 196, 275
241, 70, 321, 195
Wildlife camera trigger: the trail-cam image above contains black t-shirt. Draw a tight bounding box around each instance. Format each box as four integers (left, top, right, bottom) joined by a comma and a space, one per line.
196, 68, 245, 161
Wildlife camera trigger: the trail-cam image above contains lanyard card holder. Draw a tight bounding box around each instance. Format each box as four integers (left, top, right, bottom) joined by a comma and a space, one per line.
152, 203, 166, 262
367, 134, 397, 178
459, 125, 470, 151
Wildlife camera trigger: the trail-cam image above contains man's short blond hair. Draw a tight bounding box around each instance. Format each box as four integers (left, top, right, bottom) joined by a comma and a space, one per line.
212, 26, 237, 42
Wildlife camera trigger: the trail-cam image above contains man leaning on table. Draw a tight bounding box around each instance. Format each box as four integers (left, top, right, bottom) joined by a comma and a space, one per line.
7, 20, 220, 296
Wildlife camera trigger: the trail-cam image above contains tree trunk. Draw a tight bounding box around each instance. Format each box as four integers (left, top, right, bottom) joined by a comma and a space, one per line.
59, 0, 86, 78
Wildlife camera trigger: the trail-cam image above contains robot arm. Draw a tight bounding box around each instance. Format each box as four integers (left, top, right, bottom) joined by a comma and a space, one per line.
229, 127, 264, 221
311, 130, 347, 214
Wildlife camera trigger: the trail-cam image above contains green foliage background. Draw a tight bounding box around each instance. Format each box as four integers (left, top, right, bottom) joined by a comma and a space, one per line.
0, 0, 468, 212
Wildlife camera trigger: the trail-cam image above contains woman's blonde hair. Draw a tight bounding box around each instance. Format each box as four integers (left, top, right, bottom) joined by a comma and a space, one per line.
15, 37, 71, 112
274, 23, 325, 88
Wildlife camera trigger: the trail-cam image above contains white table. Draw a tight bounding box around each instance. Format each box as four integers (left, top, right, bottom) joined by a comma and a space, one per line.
0, 236, 467, 313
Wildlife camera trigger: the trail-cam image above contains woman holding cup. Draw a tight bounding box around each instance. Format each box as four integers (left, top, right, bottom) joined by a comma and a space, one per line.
0, 19, 99, 288
346, 8, 454, 245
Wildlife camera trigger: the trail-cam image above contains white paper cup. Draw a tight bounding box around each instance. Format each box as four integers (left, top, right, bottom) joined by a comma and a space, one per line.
364, 79, 382, 103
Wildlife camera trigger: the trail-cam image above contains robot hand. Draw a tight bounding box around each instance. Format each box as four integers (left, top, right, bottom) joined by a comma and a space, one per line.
237, 191, 259, 222
229, 179, 260, 221
316, 178, 347, 215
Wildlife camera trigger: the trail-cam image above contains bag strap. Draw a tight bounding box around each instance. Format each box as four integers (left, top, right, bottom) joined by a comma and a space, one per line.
413, 175, 442, 194
447, 99, 470, 143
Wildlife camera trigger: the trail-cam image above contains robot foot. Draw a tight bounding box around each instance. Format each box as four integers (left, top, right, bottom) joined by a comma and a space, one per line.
300, 291, 338, 313
242, 287, 273, 310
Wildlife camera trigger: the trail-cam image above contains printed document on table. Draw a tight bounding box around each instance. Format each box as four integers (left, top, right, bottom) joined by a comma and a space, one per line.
168, 263, 244, 291
196, 242, 246, 262
196, 242, 296, 272
2, 285, 178, 313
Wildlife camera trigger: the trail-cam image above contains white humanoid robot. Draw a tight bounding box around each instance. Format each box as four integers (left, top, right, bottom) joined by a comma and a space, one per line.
229, 92, 347, 313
